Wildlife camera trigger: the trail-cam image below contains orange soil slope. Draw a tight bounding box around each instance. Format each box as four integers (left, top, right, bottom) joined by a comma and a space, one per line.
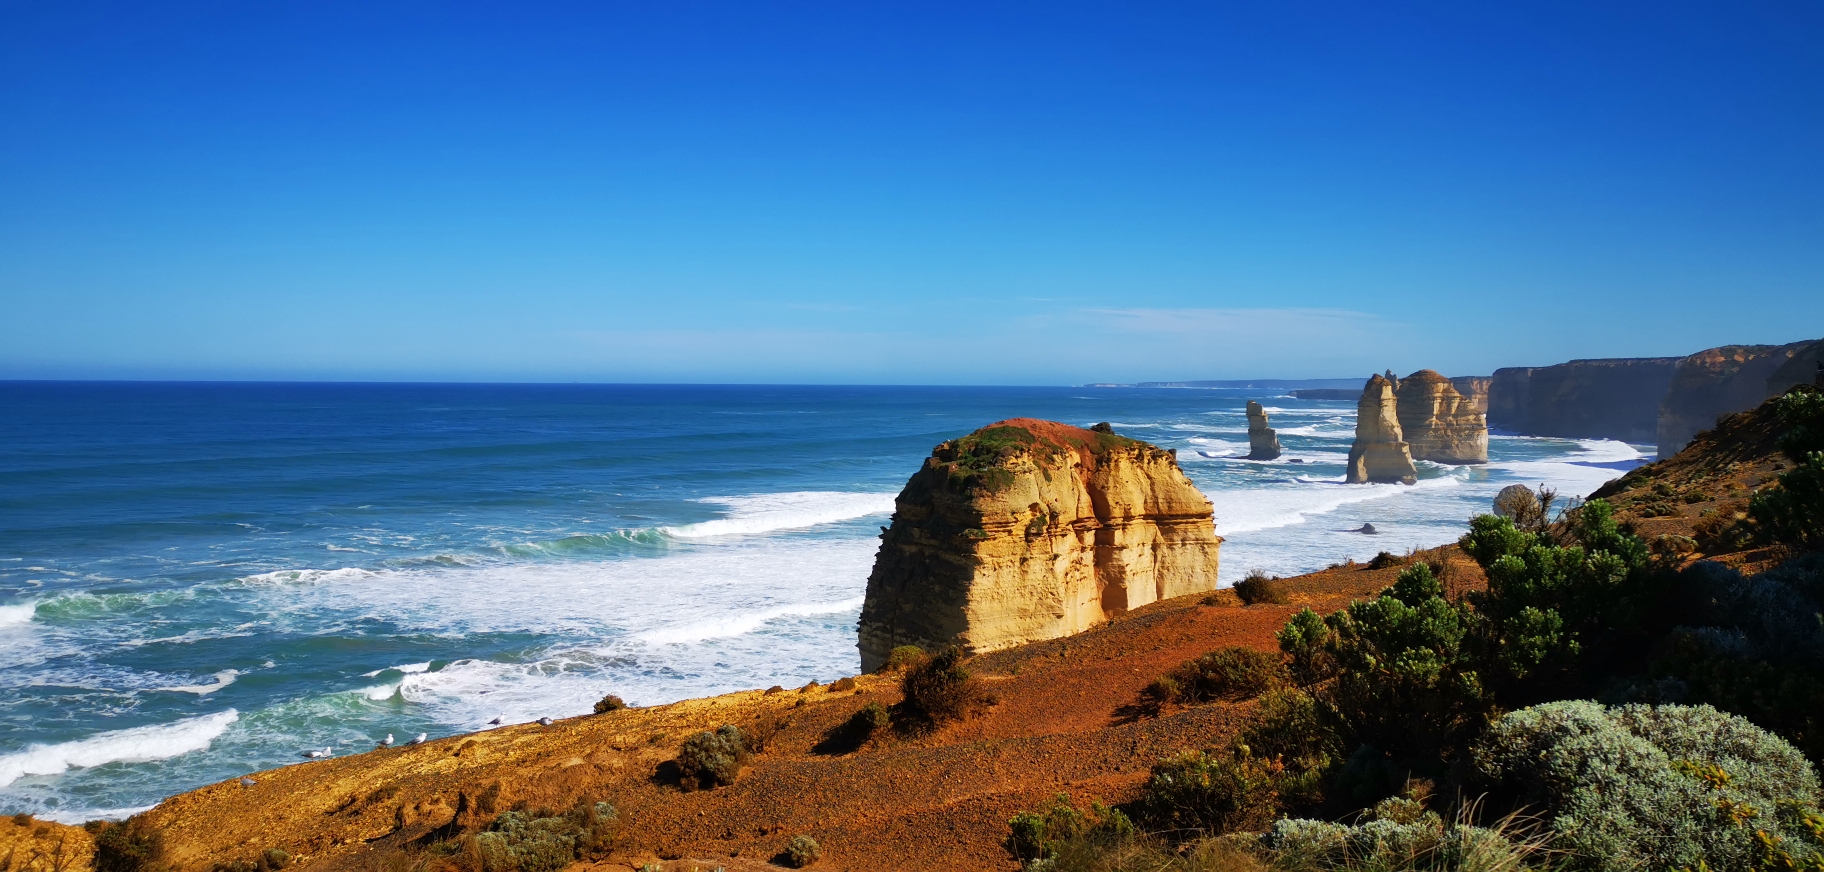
136, 553, 1479, 872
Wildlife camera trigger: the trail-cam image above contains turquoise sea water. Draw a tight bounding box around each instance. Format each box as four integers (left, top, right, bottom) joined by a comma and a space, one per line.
0, 382, 1644, 820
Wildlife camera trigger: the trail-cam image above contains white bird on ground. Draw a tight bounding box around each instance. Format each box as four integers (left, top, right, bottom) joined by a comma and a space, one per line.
239, 777, 257, 787
537, 717, 554, 726
406, 732, 428, 746
378, 733, 394, 748
302, 747, 331, 759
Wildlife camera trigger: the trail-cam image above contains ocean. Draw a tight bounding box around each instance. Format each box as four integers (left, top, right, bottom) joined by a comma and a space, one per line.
0, 382, 1644, 821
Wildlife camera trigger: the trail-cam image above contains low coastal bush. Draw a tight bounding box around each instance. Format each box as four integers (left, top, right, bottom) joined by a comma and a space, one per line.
1234, 571, 1289, 605
674, 725, 748, 790
591, 694, 625, 714
1751, 390, 1824, 549
783, 834, 822, 868
1472, 700, 1823, 871
1132, 746, 1284, 838
94, 817, 167, 872
897, 645, 989, 729
428, 800, 618, 872
1007, 793, 1136, 866
1147, 647, 1288, 705
881, 644, 925, 673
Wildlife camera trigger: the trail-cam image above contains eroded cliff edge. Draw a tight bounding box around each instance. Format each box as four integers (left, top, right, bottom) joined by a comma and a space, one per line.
857, 419, 1221, 671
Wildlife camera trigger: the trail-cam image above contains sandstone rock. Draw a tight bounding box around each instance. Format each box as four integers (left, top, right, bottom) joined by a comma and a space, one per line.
1658, 340, 1814, 458
1345, 375, 1418, 485
1245, 401, 1283, 460
1488, 358, 1681, 442
856, 419, 1221, 671
1396, 370, 1488, 464
1450, 376, 1491, 413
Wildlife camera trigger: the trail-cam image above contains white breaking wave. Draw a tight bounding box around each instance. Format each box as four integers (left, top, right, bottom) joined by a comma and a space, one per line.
236, 568, 378, 586
663, 491, 895, 539
1214, 474, 1465, 535
163, 669, 240, 695
0, 710, 239, 788
637, 596, 868, 646
362, 661, 433, 677
0, 602, 35, 628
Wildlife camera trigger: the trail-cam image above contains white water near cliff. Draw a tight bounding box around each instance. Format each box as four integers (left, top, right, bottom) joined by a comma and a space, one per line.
0, 384, 1643, 820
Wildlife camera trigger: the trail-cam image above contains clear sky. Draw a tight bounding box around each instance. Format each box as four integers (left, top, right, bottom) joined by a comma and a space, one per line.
2, 2, 1820, 384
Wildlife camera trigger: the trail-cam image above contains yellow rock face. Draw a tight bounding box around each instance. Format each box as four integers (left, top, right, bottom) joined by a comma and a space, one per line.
857, 419, 1221, 672
1346, 375, 1419, 484
1397, 369, 1488, 464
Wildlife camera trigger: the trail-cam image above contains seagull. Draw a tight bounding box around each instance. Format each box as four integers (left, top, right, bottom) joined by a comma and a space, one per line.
487, 715, 504, 726
537, 717, 554, 726
302, 747, 332, 759
378, 733, 394, 748
239, 777, 257, 787
406, 732, 428, 746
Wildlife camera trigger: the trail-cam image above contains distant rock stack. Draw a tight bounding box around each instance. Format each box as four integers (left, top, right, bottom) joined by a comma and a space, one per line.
857, 419, 1222, 672
1245, 401, 1283, 460
1396, 370, 1488, 464
1450, 376, 1492, 413
1346, 374, 1418, 484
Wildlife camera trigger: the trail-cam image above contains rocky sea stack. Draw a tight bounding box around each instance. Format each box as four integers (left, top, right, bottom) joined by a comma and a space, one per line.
1396, 369, 1488, 464
1245, 400, 1283, 460
857, 419, 1222, 671
1345, 374, 1418, 484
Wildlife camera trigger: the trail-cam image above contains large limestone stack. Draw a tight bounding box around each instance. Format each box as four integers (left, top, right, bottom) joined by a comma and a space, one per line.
1346, 375, 1418, 484
857, 419, 1221, 671
1396, 370, 1488, 464
1245, 401, 1283, 460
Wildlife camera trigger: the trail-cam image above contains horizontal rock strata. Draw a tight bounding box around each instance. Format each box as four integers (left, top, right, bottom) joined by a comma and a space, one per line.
857, 419, 1221, 671
1397, 369, 1488, 464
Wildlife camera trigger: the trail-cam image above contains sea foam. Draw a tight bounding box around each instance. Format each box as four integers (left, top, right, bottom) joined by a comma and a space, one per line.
0, 601, 35, 629
663, 491, 895, 539
0, 710, 239, 788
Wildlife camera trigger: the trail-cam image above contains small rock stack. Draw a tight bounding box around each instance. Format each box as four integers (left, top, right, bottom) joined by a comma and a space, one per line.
1245, 401, 1283, 460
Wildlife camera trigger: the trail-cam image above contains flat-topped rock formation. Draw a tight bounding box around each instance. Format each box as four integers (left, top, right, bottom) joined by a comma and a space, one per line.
857, 419, 1221, 671
1245, 401, 1283, 460
1345, 374, 1418, 484
1396, 369, 1488, 464
1658, 340, 1814, 458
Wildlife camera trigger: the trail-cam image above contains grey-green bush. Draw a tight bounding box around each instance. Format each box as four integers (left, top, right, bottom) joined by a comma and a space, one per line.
1472, 700, 1823, 871
470, 802, 617, 872
784, 834, 822, 867
675, 724, 748, 789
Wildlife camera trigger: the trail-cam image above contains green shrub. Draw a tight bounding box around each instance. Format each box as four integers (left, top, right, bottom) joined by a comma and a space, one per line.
1263, 803, 1546, 872
675, 725, 748, 789
1007, 793, 1136, 864
881, 644, 926, 673
1234, 571, 1289, 605
592, 694, 626, 714
784, 834, 822, 867
1277, 607, 1337, 688
898, 645, 988, 728
461, 801, 617, 872
1132, 746, 1283, 838
94, 817, 167, 872
1240, 688, 1343, 814
1472, 700, 1823, 871
1148, 647, 1288, 705
820, 701, 892, 754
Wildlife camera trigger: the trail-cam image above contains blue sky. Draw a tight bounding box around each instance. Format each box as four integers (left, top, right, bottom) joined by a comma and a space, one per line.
2, 2, 1820, 384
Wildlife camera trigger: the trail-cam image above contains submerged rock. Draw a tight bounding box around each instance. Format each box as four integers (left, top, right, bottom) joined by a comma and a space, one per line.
857, 419, 1222, 671
1346, 375, 1419, 485
1246, 401, 1283, 460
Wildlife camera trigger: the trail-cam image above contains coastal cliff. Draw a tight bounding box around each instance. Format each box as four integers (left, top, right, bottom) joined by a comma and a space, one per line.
1657, 341, 1813, 458
1345, 375, 1417, 484
1764, 339, 1824, 398
1245, 401, 1282, 460
856, 419, 1221, 671
1450, 376, 1491, 413
1487, 357, 1681, 442
1397, 369, 1488, 464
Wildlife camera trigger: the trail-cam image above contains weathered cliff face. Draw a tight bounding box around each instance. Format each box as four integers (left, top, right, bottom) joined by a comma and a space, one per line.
1246, 400, 1283, 460
1487, 358, 1681, 442
1765, 340, 1824, 398
1346, 375, 1418, 484
1450, 376, 1491, 413
1657, 341, 1813, 459
1396, 370, 1488, 464
857, 419, 1221, 671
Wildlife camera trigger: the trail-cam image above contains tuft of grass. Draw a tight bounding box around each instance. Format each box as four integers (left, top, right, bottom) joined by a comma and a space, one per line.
1234, 571, 1290, 605
591, 694, 626, 714
897, 646, 990, 729
1147, 647, 1289, 705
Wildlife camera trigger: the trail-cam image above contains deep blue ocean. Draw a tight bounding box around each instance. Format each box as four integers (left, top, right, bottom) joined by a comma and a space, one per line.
0, 382, 1644, 821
